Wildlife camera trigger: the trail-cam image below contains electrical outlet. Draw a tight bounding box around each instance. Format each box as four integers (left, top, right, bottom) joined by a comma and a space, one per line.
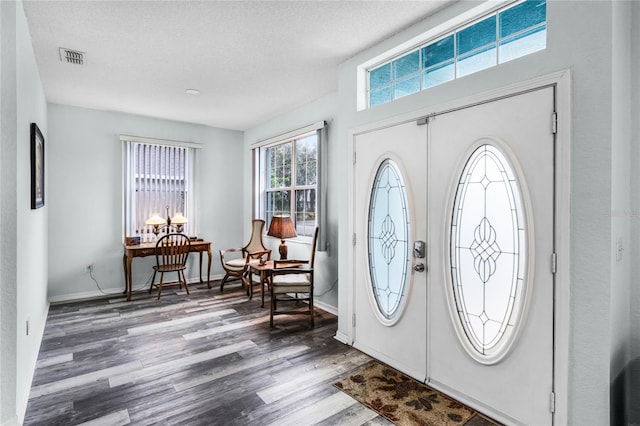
616, 238, 624, 262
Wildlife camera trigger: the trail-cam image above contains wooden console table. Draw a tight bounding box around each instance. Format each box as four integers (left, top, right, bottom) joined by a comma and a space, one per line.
122, 240, 212, 301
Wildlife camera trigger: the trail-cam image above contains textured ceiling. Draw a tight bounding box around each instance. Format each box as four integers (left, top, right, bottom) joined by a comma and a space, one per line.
23, 0, 455, 131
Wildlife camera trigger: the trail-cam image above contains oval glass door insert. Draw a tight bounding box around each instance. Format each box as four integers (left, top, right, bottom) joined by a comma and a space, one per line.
368, 159, 411, 321
450, 144, 528, 361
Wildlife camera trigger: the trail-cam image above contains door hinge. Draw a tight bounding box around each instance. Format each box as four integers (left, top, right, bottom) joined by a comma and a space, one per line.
417, 113, 435, 126
352, 233, 356, 246
551, 252, 557, 274
353, 151, 357, 164
550, 391, 556, 413
551, 111, 558, 135
352, 313, 356, 327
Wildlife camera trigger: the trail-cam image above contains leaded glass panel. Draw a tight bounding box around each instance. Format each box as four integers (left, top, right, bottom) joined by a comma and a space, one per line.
368, 159, 411, 320
450, 144, 527, 358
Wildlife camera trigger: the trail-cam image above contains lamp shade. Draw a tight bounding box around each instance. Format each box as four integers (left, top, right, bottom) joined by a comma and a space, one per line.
145, 213, 167, 226
171, 212, 188, 225
267, 215, 297, 239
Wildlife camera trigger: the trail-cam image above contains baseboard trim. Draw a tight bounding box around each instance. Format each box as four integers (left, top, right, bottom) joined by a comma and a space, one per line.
17, 302, 50, 425
0, 416, 20, 426
314, 299, 337, 316
48, 275, 225, 304
334, 330, 350, 345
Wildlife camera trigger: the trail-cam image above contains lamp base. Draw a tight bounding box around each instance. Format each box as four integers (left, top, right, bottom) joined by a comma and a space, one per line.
279, 239, 288, 260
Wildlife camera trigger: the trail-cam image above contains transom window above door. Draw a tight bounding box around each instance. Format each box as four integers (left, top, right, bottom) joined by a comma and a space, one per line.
363, 0, 547, 109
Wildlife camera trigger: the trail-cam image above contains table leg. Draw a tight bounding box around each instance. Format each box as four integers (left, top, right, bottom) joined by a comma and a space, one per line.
122, 254, 128, 296
126, 254, 133, 301
260, 270, 269, 308
206, 248, 212, 289
199, 251, 204, 283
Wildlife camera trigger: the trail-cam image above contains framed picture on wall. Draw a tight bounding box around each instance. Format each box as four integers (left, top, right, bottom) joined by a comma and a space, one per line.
30, 122, 44, 209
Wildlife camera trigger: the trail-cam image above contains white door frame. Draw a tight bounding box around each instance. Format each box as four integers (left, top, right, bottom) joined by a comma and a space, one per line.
344, 69, 571, 425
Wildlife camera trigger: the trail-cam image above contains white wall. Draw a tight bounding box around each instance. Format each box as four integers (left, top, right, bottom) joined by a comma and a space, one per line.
0, 1, 49, 424
47, 104, 244, 300
609, 1, 634, 424
243, 93, 340, 310
0, 3, 19, 423
628, 2, 640, 424
330, 1, 615, 424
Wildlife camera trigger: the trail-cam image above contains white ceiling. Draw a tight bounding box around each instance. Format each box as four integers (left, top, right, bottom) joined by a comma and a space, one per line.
23, 0, 456, 131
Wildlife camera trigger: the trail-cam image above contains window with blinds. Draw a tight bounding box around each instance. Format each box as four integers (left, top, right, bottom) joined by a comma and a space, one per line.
124, 141, 195, 242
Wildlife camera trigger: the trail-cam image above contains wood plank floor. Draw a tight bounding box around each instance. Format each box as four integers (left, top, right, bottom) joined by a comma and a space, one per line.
25, 280, 391, 426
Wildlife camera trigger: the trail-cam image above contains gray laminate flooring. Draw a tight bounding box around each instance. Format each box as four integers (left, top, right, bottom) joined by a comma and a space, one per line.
24, 280, 390, 426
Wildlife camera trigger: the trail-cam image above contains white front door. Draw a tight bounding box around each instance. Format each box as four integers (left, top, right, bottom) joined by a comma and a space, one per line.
352, 120, 428, 381
427, 87, 555, 425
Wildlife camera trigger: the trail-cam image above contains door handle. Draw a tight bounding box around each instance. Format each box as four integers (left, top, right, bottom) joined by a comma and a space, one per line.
413, 263, 426, 273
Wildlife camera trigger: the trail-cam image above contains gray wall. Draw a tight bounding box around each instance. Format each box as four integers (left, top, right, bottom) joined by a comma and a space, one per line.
47, 104, 245, 300
243, 93, 340, 310
1, 1, 49, 423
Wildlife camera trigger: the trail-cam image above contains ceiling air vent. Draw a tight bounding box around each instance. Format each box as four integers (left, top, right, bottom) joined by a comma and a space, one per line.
59, 48, 84, 65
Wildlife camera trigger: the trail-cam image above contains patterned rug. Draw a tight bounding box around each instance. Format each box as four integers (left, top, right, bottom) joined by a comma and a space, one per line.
334, 361, 501, 426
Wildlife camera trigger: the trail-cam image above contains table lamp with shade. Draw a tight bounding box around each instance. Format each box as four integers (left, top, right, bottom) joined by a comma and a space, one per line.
170, 212, 187, 232
146, 207, 188, 235
267, 215, 297, 259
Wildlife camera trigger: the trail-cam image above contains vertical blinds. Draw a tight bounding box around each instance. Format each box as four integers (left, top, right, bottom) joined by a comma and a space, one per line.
123, 136, 197, 243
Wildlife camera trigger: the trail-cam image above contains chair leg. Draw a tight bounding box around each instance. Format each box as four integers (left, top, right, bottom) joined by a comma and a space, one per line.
220, 272, 230, 292
248, 275, 254, 300
240, 272, 247, 294
309, 291, 314, 327
270, 289, 275, 328
182, 271, 190, 295
149, 270, 157, 294
157, 273, 164, 300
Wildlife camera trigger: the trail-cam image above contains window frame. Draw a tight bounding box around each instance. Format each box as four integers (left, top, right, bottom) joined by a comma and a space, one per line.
257, 130, 319, 241
122, 135, 199, 243
359, 0, 547, 110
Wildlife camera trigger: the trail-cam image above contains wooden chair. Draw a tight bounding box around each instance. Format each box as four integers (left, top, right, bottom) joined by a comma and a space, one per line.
269, 227, 318, 328
149, 233, 191, 300
219, 219, 271, 293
